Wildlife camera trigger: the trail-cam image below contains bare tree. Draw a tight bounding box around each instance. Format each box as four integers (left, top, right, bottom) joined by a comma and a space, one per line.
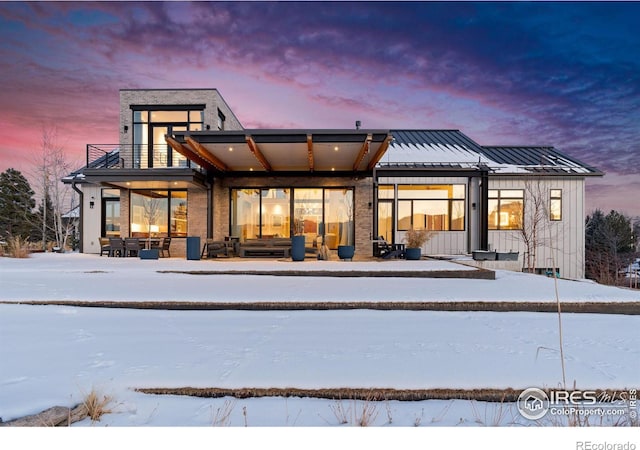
30, 125, 78, 251
518, 178, 551, 273
142, 195, 162, 249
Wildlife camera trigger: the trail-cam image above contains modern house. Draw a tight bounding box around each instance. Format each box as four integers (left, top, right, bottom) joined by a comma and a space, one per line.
64, 89, 602, 278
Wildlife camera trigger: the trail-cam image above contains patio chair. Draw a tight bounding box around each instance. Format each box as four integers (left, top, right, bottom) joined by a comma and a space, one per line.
204, 240, 227, 258
124, 238, 140, 257
108, 238, 125, 257
375, 236, 405, 259
99, 237, 111, 256
160, 237, 171, 258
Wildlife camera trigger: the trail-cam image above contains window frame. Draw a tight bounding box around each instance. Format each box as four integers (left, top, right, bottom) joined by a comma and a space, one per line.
129, 189, 188, 238
395, 184, 466, 232
488, 189, 524, 230
229, 187, 355, 247
131, 105, 205, 168
550, 189, 562, 221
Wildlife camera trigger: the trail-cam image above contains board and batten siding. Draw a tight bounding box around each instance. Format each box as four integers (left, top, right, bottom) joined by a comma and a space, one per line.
377, 176, 471, 255
81, 185, 102, 254
488, 177, 586, 279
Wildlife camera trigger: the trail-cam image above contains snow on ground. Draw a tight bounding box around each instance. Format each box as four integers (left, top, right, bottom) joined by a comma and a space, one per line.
1, 252, 640, 303
0, 253, 638, 429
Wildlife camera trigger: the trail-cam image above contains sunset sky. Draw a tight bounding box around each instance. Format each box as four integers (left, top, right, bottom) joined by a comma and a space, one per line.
0, 1, 638, 216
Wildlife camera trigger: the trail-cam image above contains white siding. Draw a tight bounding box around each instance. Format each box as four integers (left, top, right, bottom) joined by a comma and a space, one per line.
488, 177, 586, 279
81, 185, 102, 254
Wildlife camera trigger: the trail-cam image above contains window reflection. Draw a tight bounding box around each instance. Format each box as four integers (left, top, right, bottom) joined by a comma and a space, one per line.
488, 190, 524, 230
395, 185, 466, 231
130, 190, 187, 237
231, 187, 354, 249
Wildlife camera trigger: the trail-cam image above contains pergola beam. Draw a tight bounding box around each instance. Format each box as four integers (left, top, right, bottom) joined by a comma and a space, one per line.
186, 136, 230, 172
165, 136, 215, 171
246, 135, 272, 171
307, 134, 314, 171
352, 134, 372, 171
366, 136, 393, 170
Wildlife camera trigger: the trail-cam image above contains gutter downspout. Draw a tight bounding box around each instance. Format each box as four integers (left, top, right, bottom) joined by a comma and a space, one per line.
479, 168, 489, 251
71, 177, 83, 253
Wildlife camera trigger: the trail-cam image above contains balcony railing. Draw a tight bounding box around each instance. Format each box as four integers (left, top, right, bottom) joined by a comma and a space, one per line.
86, 144, 199, 170
86, 144, 122, 169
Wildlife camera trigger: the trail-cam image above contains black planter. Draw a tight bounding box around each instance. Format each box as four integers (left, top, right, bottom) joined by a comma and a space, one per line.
472, 250, 496, 261
337, 245, 355, 261
139, 248, 159, 260
291, 235, 305, 261
496, 251, 519, 261
405, 247, 422, 260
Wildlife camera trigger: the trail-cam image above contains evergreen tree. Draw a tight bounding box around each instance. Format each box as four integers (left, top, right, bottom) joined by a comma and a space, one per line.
0, 168, 37, 240
585, 209, 635, 284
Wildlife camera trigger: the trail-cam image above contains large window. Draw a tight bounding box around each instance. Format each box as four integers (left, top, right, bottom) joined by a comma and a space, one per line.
230, 189, 291, 240
323, 189, 354, 248
101, 189, 120, 238
377, 185, 395, 243
550, 189, 562, 221
132, 108, 204, 168
230, 187, 354, 249
396, 185, 465, 231
130, 190, 188, 237
488, 190, 523, 230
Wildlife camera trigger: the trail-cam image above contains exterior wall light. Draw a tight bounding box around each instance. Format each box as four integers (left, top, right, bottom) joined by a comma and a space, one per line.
89, 196, 95, 209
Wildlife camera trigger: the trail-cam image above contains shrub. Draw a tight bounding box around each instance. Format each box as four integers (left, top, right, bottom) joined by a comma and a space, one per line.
6, 236, 29, 258
80, 388, 113, 423
403, 228, 436, 249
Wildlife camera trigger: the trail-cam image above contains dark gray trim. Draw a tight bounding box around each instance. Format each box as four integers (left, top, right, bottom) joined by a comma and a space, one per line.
130, 104, 206, 111
81, 168, 208, 188
376, 168, 485, 178
486, 171, 603, 177
71, 179, 83, 253
480, 171, 489, 251
217, 170, 372, 178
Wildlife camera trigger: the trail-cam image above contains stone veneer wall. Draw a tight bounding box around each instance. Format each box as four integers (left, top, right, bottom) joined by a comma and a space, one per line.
213, 175, 374, 257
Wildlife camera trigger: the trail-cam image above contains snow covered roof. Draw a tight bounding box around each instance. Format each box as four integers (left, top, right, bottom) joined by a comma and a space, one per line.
380, 130, 602, 176
482, 146, 601, 175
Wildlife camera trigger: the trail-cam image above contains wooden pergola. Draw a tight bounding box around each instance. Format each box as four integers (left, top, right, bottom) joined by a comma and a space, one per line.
167, 129, 393, 174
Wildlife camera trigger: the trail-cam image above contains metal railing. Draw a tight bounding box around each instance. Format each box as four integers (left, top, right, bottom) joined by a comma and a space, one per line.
86, 144, 198, 170
86, 144, 122, 169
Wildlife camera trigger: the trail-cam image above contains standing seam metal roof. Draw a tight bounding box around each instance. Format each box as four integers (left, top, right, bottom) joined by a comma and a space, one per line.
384, 130, 601, 175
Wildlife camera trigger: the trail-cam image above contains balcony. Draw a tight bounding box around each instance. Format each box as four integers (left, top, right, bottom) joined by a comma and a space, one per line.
81, 144, 208, 190
86, 144, 202, 170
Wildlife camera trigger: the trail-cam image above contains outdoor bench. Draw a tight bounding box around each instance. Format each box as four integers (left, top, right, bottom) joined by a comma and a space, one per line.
239, 238, 291, 258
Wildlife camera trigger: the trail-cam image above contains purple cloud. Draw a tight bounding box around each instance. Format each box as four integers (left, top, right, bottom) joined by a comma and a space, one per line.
0, 2, 638, 216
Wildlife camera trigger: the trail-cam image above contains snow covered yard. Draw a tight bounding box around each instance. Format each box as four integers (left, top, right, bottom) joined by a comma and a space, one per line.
2, 252, 640, 304
0, 253, 638, 432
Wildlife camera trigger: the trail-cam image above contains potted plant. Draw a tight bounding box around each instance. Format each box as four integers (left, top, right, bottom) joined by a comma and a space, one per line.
291, 217, 305, 261
337, 244, 355, 261
403, 228, 435, 260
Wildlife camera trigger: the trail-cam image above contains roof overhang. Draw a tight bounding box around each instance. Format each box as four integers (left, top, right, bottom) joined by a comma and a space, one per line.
169, 129, 393, 174
78, 168, 208, 190
375, 164, 490, 178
